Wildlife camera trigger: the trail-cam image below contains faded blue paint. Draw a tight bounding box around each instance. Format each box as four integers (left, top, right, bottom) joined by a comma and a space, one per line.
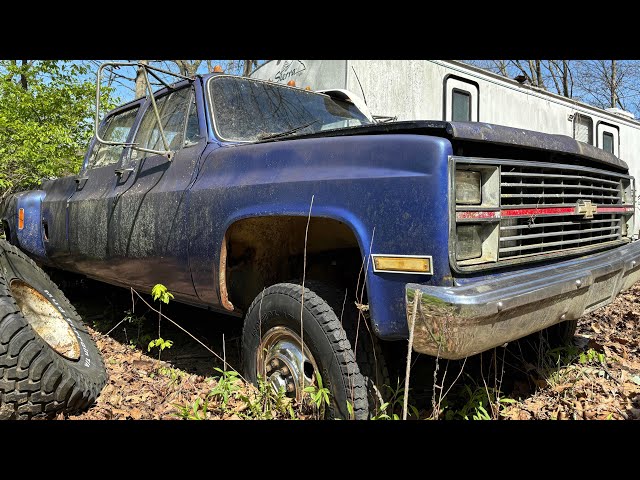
187, 134, 453, 338
15, 190, 46, 258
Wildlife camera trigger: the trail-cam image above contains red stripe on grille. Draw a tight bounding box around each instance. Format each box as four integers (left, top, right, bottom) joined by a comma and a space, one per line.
456, 211, 501, 220
501, 207, 575, 217
597, 206, 634, 213
457, 205, 635, 221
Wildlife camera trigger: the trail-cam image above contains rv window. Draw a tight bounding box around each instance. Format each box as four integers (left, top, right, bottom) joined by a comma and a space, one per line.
573, 113, 593, 145
602, 131, 614, 154
452, 89, 471, 122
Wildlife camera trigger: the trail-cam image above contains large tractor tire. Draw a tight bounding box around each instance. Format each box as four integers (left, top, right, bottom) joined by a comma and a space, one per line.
0, 240, 107, 419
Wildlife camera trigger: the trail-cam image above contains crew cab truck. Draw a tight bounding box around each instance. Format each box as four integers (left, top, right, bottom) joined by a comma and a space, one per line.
2, 62, 639, 420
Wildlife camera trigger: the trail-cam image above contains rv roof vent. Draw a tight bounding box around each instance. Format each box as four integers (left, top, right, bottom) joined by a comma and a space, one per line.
605, 107, 635, 120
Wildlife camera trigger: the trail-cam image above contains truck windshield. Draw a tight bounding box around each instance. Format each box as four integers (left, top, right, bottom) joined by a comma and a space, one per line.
208, 76, 372, 142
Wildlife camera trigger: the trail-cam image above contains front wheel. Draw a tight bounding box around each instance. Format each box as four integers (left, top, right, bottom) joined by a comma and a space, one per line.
242, 283, 369, 419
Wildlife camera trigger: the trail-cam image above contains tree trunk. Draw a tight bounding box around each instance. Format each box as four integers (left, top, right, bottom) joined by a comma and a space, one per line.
611, 60, 618, 108
174, 60, 201, 77
135, 60, 149, 99
243, 60, 256, 77
19, 60, 28, 90
562, 60, 570, 97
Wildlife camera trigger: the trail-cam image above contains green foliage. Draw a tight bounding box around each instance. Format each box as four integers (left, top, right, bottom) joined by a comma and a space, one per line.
439, 377, 515, 421
579, 348, 606, 366
174, 397, 209, 420
346, 400, 354, 420
158, 366, 186, 386
210, 367, 242, 408
371, 381, 419, 420
147, 337, 173, 353
150, 284, 173, 359
303, 371, 331, 415
238, 375, 297, 420
0, 61, 116, 193
175, 370, 299, 420
152, 284, 174, 304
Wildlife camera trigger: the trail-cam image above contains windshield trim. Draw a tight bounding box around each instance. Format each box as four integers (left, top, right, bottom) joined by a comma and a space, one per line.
206, 74, 358, 144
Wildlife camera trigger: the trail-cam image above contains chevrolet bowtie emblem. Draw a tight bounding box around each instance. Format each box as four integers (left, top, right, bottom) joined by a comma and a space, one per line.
576, 200, 598, 219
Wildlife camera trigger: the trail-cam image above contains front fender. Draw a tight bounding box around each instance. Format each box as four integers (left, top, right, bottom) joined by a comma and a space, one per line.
188, 134, 453, 340
11, 190, 46, 259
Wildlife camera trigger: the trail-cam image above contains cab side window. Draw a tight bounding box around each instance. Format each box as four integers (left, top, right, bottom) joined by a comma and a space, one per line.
133, 88, 198, 158
89, 107, 139, 168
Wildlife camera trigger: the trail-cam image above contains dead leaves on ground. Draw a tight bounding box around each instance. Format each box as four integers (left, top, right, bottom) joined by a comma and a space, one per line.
68, 333, 251, 420
502, 283, 640, 421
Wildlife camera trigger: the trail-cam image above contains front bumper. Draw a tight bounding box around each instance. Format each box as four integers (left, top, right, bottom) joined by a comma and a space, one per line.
406, 240, 640, 359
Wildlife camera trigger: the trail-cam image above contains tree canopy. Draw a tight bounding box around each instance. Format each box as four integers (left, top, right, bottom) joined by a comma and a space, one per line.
0, 61, 113, 195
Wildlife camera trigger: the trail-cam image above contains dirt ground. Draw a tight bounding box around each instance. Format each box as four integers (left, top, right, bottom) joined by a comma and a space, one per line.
54, 273, 640, 420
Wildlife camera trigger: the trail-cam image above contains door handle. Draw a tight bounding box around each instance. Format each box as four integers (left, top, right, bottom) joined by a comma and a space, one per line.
115, 168, 135, 176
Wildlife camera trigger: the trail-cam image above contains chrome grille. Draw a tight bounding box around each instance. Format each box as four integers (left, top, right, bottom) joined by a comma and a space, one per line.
499, 162, 628, 260
501, 164, 623, 206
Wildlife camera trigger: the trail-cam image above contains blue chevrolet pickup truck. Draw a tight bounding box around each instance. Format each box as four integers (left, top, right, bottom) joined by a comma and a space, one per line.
1, 63, 639, 419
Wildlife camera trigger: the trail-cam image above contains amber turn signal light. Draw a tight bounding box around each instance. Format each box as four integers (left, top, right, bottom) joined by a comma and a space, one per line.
18, 208, 24, 230
371, 255, 433, 275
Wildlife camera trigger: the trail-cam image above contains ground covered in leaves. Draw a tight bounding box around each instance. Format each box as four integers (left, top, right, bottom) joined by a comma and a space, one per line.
56, 274, 640, 420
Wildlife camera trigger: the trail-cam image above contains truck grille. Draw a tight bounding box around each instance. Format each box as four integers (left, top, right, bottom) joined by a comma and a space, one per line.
453, 156, 634, 270
499, 163, 628, 260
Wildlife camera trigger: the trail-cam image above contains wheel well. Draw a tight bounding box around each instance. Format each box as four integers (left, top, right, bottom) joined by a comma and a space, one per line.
223, 216, 364, 311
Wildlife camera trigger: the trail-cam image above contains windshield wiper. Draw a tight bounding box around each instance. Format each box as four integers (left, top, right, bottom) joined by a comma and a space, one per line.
257, 120, 319, 141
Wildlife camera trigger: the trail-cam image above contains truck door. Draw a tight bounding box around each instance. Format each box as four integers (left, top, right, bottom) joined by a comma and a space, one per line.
65, 105, 141, 275
107, 85, 206, 298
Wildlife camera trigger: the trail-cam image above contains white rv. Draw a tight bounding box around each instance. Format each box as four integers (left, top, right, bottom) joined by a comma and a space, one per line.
251, 60, 640, 207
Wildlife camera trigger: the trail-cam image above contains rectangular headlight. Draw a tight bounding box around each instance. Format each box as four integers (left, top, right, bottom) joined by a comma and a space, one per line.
455, 170, 482, 205
456, 224, 482, 260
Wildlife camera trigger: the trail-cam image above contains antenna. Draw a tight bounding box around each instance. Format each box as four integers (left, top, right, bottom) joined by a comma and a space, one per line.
351, 66, 368, 106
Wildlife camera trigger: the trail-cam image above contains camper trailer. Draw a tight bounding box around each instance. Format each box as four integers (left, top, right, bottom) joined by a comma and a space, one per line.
251, 60, 640, 232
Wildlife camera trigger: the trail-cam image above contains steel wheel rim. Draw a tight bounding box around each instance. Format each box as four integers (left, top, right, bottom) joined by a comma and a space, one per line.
257, 326, 321, 405
10, 280, 80, 360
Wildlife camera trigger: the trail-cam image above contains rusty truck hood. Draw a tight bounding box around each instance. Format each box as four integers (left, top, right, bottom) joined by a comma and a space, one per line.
263, 120, 628, 172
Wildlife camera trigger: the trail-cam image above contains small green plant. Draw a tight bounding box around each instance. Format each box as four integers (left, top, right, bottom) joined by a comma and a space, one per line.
239, 376, 297, 420
158, 366, 185, 384
346, 400, 354, 420
440, 379, 514, 421
303, 371, 330, 417
152, 283, 174, 304
371, 381, 419, 420
147, 337, 173, 354
210, 367, 242, 409
579, 348, 606, 366
174, 397, 208, 420
150, 283, 174, 359
470, 402, 491, 420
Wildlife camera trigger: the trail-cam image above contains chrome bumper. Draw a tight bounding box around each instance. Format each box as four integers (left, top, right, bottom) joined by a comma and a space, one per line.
406, 240, 640, 360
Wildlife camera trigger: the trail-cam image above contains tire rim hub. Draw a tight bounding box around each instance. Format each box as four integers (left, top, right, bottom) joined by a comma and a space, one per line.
258, 326, 319, 403
10, 280, 81, 360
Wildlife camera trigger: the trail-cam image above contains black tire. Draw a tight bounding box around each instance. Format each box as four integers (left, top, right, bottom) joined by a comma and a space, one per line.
242, 283, 368, 419
301, 280, 390, 414
0, 240, 107, 419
